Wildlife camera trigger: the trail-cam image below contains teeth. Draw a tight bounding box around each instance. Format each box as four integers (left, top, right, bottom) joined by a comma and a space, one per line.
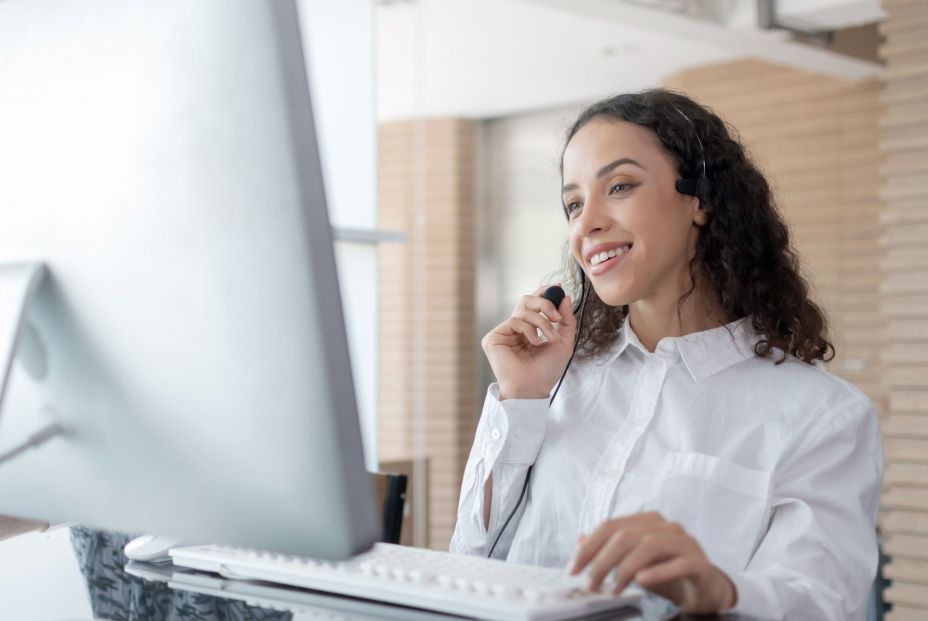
590, 245, 631, 266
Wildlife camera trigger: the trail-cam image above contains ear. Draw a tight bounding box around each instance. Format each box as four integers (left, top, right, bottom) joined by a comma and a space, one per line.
693, 203, 708, 226
687, 195, 708, 226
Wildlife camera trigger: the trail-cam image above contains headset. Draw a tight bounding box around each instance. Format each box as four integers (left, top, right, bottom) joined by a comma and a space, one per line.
486, 106, 709, 559
672, 106, 711, 199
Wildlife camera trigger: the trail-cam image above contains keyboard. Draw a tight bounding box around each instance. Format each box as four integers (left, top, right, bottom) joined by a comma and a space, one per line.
169, 542, 642, 621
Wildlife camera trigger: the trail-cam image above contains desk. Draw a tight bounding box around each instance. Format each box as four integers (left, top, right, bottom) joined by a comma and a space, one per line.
0, 527, 760, 621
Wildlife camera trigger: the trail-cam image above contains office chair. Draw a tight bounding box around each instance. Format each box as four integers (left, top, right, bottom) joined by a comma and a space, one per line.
370, 472, 407, 545
867, 535, 889, 621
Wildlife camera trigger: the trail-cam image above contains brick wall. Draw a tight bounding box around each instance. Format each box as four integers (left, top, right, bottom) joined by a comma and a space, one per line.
876, 0, 928, 617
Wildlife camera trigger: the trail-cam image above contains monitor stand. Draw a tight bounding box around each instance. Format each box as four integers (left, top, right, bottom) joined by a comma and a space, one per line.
0, 262, 62, 468
0, 262, 56, 530
0, 262, 47, 413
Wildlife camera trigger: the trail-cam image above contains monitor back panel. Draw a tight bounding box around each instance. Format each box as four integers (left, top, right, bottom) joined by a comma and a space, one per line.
0, 0, 379, 559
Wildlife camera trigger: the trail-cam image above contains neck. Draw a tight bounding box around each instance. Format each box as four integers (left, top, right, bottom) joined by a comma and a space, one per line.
626, 279, 726, 353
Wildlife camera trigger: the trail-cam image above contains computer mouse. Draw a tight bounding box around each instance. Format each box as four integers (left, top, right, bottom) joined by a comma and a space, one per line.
123, 534, 186, 564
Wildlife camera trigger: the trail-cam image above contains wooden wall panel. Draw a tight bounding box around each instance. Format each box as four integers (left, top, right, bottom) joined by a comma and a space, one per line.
378, 119, 479, 550
880, 1, 928, 617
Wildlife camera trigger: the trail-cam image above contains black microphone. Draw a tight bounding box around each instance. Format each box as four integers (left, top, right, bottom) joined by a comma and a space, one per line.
542, 285, 565, 312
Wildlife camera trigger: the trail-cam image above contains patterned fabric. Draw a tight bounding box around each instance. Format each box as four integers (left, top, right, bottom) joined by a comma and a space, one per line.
69, 526, 291, 621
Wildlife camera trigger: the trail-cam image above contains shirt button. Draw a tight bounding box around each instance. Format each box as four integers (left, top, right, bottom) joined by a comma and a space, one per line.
490, 429, 501, 440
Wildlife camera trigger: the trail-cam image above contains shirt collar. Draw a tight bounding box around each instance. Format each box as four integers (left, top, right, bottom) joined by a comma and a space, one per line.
605, 315, 758, 382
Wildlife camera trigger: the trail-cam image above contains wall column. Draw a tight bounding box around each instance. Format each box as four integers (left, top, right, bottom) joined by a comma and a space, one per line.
878, 0, 928, 617
378, 118, 479, 549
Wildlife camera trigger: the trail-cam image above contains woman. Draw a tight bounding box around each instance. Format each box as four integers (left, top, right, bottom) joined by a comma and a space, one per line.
450, 89, 882, 620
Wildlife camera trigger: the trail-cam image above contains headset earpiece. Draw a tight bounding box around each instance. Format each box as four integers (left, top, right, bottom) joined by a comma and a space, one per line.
674, 177, 710, 198
672, 106, 711, 200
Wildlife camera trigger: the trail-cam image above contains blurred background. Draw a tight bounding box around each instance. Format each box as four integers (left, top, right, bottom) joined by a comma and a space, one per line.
6, 2, 926, 619
330, 0, 926, 618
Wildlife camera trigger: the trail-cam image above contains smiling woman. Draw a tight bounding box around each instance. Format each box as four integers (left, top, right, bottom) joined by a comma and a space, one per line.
557, 90, 834, 364
451, 89, 883, 621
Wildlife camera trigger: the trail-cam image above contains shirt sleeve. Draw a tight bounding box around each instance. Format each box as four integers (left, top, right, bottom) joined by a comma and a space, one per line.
449, 383, 548, 559
721, 395, 883, 621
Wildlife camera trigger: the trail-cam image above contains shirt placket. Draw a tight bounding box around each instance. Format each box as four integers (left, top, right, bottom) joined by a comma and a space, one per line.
577, 355, 669, 534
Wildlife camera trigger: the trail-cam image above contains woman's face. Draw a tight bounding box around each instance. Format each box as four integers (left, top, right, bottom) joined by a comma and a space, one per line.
562, 117, 706, 308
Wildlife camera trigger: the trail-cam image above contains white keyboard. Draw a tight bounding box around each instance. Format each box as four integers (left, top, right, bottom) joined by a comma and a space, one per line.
169, 543, 642, 621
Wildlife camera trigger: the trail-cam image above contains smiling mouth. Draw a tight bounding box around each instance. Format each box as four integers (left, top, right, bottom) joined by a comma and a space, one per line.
589, 244, 632, 267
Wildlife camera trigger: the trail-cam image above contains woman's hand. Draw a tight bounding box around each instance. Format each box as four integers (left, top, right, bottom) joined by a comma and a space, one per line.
569, 512, 737, 614
481, 285, 577, 400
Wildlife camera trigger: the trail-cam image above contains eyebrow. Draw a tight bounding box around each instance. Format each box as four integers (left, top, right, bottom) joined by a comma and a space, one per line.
561, 157, 645, 194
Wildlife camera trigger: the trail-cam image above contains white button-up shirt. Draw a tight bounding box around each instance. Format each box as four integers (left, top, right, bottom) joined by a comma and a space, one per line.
451, 316, 882, 621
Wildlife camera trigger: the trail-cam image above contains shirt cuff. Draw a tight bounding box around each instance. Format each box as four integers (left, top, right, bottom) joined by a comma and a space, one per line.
483, 384, 548, 466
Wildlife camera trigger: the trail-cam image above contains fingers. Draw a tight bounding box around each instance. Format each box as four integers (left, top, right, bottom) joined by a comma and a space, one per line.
570, 512, 665, 575
633, 556, 695, 588
533, 284, 578, 330
568, 512, 730, 612
483, 284, 579, 352
522, 289, 563, 324
586, 531, 640, 591
635, 557, 736, 612
586, 526, 685, 592
610, 531, 690, 594
512, 306, 561, 344
512, 287, 573, 344
495, 317, 547, 347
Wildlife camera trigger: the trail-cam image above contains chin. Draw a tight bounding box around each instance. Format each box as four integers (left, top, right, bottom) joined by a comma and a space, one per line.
591, 285, 637, 308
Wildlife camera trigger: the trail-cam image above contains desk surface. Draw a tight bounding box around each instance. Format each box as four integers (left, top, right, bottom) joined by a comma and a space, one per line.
0, 527, 759, 621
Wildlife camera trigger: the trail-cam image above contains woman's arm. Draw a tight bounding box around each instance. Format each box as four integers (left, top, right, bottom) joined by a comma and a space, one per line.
449, 384, 547, 559
452, 286, 573, 558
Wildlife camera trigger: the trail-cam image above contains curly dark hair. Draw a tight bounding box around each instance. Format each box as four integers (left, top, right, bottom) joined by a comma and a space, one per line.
560, 89, 834, 365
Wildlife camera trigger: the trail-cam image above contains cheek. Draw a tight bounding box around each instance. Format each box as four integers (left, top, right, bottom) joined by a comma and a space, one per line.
628, 197, 688, 251
568, 229, 583, 262
629, 218, 663, 250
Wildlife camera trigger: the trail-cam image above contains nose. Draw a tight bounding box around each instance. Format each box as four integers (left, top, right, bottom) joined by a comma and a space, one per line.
573, 193, 611, 239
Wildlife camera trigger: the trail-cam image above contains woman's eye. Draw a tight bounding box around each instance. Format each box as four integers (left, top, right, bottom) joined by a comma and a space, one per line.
564, 201, 582, 217
610, 183, 634, 194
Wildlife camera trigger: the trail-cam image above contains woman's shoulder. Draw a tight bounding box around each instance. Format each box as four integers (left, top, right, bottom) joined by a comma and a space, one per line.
739, 350, 875, 427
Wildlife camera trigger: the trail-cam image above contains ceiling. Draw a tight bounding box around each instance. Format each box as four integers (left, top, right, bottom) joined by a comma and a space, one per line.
376, 0, 884, 121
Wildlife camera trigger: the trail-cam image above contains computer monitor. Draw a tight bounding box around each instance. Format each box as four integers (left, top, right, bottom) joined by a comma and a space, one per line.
0, 0, 380, 560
